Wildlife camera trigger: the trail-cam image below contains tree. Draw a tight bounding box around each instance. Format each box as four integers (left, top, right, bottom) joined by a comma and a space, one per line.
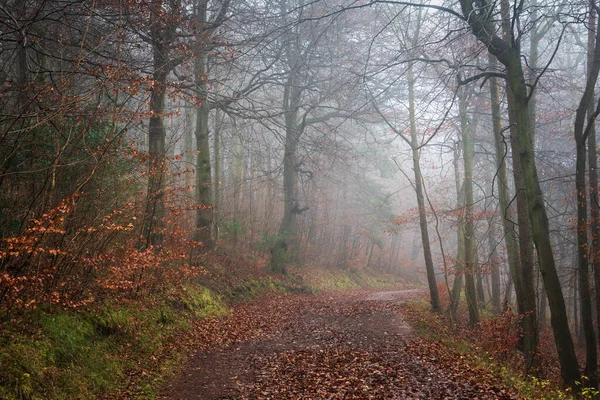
368, 5, 443, 311
139, 0, 183, 249
572, 0, 600, 385
191, 0, 231, 248
265, 0, 361, 273
458, 83, 479, 325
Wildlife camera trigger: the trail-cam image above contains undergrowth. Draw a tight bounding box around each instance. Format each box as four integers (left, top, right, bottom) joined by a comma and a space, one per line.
401, 300, 595, 400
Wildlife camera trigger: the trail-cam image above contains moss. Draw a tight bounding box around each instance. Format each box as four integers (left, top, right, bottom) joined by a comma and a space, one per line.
182, 285, 228, 317
229, 276, 287, 301
0, 283, 232, 400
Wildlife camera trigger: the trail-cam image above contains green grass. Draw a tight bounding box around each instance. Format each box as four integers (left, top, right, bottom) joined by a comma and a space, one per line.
228, 276, 288, 301
0, 284, 228, 400
297, 268, 409, 293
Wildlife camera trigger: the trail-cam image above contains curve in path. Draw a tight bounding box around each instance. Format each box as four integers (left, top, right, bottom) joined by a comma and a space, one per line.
160, 290, 516, 399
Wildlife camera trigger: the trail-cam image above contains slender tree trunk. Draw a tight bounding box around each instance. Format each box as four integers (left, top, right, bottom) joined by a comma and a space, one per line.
194, 2, 214, 248
511, 67, 577, 384
270, 68, 303, 273
575, 126, 597, 386
365, 241, 374, 269
450, 145, 464, 320
194, 63, 213, 247
213, 107, 222, 241
489, 213, 502, 313
489, 55, 520, 313
539, 280, 547, 330
477, 269, 486, 305
527, 0, 539, 144
588, 1, 600, 369
142, 54, 168, 248
574, 270, 580, 338
458, 86, 479, 325
184, 106, 195, 195
573, 0, 600, 383
500, 3, 539, 375
506, 85, 539, 371
232, 131, 244, 244
408, 64, 441, 312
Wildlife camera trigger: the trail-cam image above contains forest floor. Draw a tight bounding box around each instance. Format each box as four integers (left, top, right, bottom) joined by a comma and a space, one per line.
158, 289, 519, 399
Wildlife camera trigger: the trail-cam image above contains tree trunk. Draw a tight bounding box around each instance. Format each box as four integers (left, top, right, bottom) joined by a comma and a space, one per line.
458, 86, 479, 325
194, 2, 214, 248
488, 212, 502, 313
213, 107, 222, 241
141, 51, 168, 249
489, 54, 521, 314
194, 61, 213, 247
506, 84, 539, 372
450, 145, 464, 320
589, 2, 600, 375
184, 106, 195, 195
270, 68, 302, 273
232, 131, 244, 244
408, 63, 441, 312
500, 3, 539, 375
573, 0, 600, 383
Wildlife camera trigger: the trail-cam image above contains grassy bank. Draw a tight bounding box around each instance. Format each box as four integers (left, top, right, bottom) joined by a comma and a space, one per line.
401, 300, 597, 400
0, 285, 228, 400
289, 266, 415, 293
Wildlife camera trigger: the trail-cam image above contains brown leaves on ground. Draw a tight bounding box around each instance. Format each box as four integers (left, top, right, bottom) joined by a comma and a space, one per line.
161, 290, 519, 400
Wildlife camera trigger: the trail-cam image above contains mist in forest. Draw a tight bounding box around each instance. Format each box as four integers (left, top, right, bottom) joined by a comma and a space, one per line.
2, 0, 600, 391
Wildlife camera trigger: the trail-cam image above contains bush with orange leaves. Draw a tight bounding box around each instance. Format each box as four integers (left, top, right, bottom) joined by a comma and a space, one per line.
0, 193, 205, 323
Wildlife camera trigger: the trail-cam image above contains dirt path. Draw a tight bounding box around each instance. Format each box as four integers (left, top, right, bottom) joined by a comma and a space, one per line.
159, 290, 517, 399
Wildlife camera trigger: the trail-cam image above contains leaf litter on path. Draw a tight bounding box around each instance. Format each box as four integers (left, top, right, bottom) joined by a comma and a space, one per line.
160, 290, 518, 399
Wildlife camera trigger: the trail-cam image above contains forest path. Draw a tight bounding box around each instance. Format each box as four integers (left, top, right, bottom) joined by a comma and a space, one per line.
159, 289, 516, 399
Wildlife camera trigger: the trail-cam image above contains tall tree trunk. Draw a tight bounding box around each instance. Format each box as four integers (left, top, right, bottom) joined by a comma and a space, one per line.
500, 4, 538, 375
539, 280, 547, 330
508, 63, 575, 381
141, 52, 168, 249
458, 86, 479, 325
270, 68, 303, 273
232, 131, 244, 244
575, 122, 597, 386
184, 106, 195, 195
489, 55, 520, 313
488, 212, 502, 314
527, 0, 539, 144
573, 0, 600, 384
507, 85, 539, 372
450, 146, 465, 320
194, 2, 214, 248
213, 107, 222, 241
194, 68, 213, 247
408, 63, 441, 312
477, 269, 486, 305
588, 1, 600, 370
